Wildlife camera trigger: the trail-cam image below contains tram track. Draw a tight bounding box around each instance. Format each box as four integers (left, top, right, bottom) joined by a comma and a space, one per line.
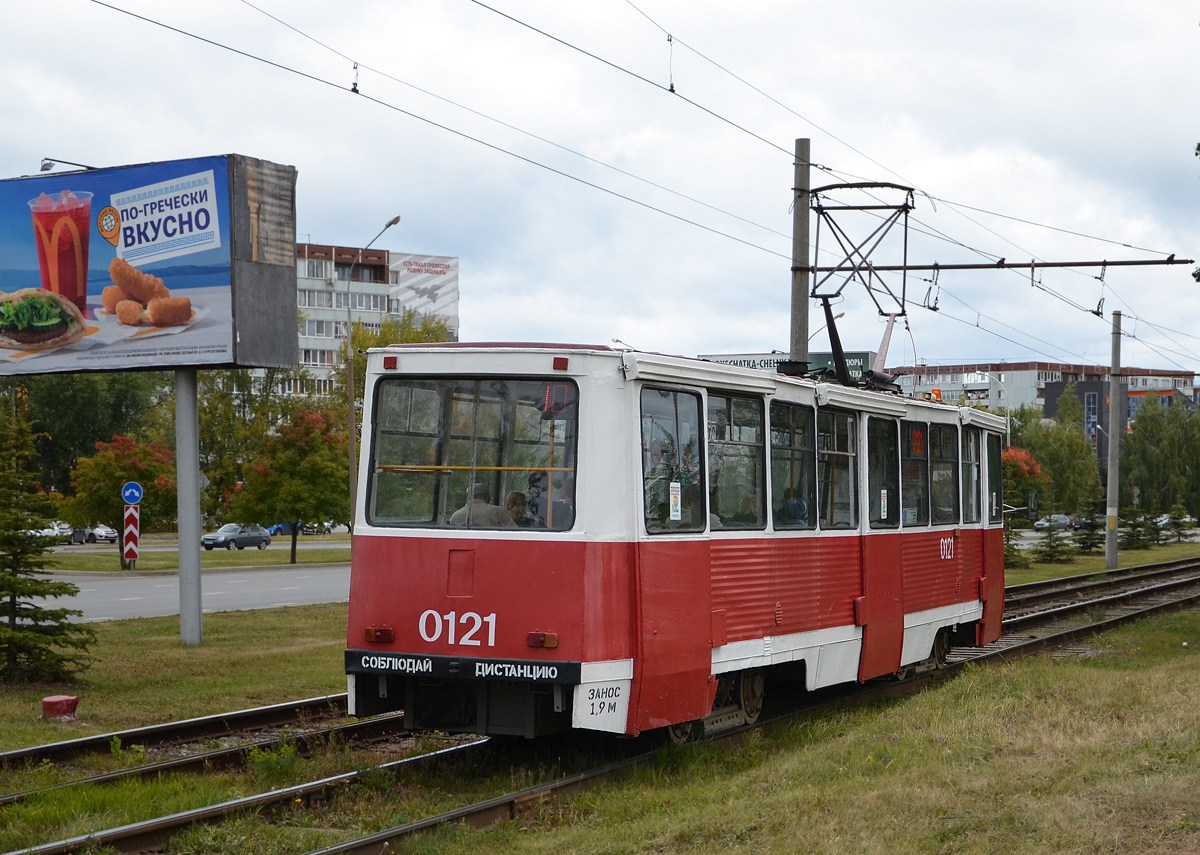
0, 713, 409, 809
8, 558, 1200, 855
0, 693, 348, 769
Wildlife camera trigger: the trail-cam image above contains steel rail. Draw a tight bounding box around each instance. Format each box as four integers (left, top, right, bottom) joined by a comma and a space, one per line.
294, 579, 1200, 855
1002, 572, 1200, 632
0, 713, 406, 809
5, 739, 488, 855
962, 588, 1200, 666
0, 694, 347, 768
1005, 557, 1200, 608
11, 562, 1200, 854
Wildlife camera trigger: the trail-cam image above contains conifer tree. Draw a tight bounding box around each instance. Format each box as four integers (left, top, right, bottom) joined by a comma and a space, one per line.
0, 386, 94, 682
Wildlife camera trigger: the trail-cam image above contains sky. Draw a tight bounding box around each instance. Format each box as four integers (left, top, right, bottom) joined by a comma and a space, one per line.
2, 0, 1197, 374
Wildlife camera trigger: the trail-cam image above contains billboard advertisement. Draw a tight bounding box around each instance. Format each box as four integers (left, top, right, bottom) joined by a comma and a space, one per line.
0, 154, 298, 375
390, 253, 459, 336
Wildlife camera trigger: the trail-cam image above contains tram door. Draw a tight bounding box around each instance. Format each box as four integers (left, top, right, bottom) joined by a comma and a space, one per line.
857, 416, 904, 680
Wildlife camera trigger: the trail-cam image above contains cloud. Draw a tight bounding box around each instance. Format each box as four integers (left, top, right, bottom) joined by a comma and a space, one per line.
1, 0, 1196, 373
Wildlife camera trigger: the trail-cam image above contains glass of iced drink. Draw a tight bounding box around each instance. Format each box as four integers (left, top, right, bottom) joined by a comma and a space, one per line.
28, 190, 93, 313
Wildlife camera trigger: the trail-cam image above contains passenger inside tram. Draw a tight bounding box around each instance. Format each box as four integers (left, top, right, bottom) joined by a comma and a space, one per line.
450, 483, 516, 527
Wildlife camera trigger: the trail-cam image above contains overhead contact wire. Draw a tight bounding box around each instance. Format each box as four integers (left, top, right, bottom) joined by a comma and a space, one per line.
86, 0, 791, 261
237, 0, 792, 242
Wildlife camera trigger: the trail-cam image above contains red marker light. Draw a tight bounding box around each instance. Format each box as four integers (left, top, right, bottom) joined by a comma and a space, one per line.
553, 357, 569, 371
365, 626, 394, 643
383, 356, 397, 369
526, 631, 559, 649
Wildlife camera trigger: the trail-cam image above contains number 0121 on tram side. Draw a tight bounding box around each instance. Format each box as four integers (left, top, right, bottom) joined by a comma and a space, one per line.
345, 343, 1006, 738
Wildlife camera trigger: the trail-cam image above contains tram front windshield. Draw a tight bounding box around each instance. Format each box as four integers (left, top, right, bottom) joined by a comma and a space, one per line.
369, 377, 579, 531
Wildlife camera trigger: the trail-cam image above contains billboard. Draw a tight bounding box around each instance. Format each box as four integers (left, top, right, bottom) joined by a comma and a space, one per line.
0, 154, 297, 375
390, 253, 459, 335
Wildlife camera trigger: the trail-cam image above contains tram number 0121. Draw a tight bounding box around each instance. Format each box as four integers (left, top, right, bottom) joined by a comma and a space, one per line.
939, 536, 955, 560
419, 610, 497, 647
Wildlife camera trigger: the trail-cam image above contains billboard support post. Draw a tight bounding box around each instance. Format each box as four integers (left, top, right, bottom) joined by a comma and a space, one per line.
176, 367, 203, 646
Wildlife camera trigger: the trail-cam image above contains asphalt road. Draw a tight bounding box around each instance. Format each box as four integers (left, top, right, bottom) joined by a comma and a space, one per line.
38, 563, 350, 622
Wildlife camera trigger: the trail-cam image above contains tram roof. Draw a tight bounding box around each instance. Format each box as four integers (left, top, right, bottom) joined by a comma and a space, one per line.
368, 342, 1007, 431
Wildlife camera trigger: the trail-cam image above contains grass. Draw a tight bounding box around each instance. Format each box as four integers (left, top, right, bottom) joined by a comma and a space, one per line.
410, 611, 1200, 855
0, 603, 349, 752
1006, 538, 1200, 586
5, 540, 1200, 852
42, 533, 350, 573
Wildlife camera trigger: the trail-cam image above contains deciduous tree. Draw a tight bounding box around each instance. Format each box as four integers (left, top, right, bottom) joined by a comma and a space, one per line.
332, 309, 452, 436
231, 407, 349, 563
60, 436, 176, 567
1023, 384, 1100, 515
21, 372, 168, 495
196, 368, 306, 522
1121, 394, 1194, 515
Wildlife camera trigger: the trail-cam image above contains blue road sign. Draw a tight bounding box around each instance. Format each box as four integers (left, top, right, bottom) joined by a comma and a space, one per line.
122, 481, 144, 505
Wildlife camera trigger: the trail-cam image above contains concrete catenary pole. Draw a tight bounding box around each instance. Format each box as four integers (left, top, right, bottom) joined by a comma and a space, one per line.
789, 138, 811, 363
176, 368, 203, 645
1105, 311, 1122, 569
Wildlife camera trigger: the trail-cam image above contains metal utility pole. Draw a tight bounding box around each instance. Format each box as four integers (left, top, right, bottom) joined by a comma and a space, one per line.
347, 215, 401, 534
1105, 311, 1122, 569
789, 138, 811, 363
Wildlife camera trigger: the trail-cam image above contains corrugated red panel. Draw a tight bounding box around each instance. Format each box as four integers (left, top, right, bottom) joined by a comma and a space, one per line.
710, 536, 861, 643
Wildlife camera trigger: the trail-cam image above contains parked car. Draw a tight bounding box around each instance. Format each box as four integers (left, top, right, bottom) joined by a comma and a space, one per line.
202, 523, 271, 550
1033, 514, 1076, 531
69, 524, 119, 544
267, 523, 294, 536
1156, 513, 1196, 529
35, 521, 72, 541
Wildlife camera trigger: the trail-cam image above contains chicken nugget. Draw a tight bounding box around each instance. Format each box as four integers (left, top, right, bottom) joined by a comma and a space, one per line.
109, 257, 169, 304
115, 299, 147, 326
102, 284, 131, 314
147, 296, 192, 327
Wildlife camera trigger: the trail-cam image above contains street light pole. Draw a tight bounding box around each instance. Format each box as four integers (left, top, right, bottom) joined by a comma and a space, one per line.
346, 215, 400, 534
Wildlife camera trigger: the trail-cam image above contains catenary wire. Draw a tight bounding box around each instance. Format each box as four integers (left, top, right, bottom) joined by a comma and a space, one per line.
617, 0, 1195, 361
86, 0, 792, 261
252, 0, 1189, 324
234, 0, 793, 243
90, 0, 1198, 372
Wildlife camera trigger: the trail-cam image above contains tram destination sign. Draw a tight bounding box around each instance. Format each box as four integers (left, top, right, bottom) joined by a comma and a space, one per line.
701, 351, 877, 379
346, 649, 583, 684
0, 154, 298, 376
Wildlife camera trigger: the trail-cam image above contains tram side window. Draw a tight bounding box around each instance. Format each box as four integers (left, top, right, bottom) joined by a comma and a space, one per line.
867, 417, 899, 529
987, 432, 1003, 523
642, 388, 705, 533
817, 409, 858, 529
930, 423, 960, 525
369, 377, 578, 530
770, 402, 815, 529
901, 421, 929, 526
962, 427, 982, 524
708, 394, 765, 529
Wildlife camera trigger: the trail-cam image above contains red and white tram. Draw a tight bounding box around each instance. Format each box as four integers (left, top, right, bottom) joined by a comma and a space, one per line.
345, 343, 1006, 738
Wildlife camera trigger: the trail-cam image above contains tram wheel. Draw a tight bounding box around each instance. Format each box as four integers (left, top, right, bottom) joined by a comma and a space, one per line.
932, 629, 950, 669
667, 720, 698, 744
739, 669, 765, 725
